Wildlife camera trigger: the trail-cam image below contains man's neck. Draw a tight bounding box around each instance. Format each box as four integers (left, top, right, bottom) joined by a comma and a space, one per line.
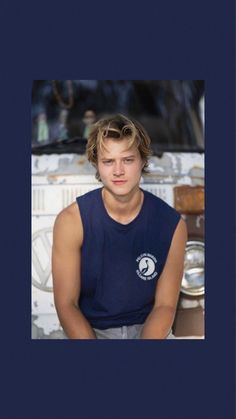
102, 186, 144, 224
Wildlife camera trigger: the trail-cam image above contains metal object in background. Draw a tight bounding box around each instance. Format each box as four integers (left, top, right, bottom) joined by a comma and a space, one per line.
181, 240, 205, 296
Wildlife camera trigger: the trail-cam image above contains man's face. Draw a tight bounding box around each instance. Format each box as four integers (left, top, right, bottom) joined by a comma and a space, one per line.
97, 137, 144, 197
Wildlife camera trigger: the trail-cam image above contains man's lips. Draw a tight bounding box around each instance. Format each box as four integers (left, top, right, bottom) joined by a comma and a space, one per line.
112, 180, 127, 185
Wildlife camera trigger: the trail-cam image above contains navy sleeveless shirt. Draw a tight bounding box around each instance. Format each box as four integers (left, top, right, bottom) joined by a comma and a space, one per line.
76, 187, 181, 329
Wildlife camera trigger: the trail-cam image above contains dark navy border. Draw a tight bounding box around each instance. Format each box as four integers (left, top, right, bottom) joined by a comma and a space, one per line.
1, 1, 235, 418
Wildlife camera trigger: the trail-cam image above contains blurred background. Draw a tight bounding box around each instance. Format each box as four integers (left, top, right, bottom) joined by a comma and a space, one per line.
32, 80, 205, 339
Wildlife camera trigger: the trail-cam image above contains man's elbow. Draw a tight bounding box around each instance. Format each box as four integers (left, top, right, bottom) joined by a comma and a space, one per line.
153, 304, 177, 318
54, 296, 79, 315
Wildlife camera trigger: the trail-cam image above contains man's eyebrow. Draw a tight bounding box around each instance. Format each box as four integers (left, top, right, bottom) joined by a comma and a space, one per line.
101, 155, 136, 160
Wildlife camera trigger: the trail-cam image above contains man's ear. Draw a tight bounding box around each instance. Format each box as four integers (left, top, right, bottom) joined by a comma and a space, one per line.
95, 166, 101, 181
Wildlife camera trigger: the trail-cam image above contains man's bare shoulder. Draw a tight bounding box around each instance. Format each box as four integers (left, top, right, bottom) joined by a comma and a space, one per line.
53, 201, 83, 245
55, 201, 81, 224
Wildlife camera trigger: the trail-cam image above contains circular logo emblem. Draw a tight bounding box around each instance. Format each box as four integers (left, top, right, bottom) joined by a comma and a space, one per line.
136, 253, 158, 281
32, 227, 53, 292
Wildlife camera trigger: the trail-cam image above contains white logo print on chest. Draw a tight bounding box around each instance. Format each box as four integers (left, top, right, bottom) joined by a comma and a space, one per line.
136, 253, 158, 280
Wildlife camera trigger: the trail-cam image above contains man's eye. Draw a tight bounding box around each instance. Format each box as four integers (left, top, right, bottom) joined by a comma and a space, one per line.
103, 160, 113, 165
124, 158, 134, 163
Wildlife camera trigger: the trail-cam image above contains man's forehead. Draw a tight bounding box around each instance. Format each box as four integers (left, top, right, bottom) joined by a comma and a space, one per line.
98, 138, 138, 156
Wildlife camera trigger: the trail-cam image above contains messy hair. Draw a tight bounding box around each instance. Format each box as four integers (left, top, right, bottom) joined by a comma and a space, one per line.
86, 114, 152, 180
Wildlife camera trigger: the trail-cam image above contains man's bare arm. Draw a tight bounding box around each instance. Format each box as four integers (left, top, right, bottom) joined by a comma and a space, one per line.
141, 218, 187, 339
52, 203, 96, 339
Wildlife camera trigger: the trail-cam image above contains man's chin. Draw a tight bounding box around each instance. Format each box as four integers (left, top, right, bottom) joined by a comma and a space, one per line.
103, 183, 139, 197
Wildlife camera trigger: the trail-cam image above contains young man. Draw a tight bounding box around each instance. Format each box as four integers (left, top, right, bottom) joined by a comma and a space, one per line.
52, 114, 187, 339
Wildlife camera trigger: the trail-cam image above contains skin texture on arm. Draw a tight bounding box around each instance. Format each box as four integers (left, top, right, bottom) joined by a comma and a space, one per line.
141, 218, 187, 339
52, 202, 97, 339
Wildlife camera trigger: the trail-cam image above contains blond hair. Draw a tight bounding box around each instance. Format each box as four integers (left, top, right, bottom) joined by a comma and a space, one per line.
86, 114, 152, 180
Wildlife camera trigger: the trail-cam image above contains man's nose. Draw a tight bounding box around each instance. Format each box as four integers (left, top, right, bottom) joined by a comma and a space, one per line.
113, 161, 125, 176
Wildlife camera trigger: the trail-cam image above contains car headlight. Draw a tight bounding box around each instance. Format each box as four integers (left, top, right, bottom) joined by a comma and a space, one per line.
181, 240, 205, 296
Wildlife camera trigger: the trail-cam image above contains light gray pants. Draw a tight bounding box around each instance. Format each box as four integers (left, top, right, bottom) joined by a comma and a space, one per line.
93, 324, 175, 339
